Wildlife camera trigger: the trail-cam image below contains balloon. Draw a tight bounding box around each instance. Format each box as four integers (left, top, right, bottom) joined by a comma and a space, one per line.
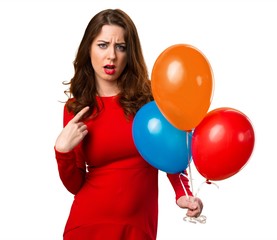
151, 44, 214, 131
132, 101, 191, 173
191, 107, 255, 181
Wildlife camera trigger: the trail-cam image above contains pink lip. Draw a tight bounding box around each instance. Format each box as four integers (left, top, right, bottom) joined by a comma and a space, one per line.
104, 64, 116, 75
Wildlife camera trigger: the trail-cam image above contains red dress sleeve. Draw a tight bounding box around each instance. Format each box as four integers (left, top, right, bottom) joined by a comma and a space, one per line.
167, 170, 193, 201
55, 105, 86, 195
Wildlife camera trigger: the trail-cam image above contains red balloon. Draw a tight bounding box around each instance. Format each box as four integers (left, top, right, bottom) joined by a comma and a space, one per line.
191, 107, 255, 181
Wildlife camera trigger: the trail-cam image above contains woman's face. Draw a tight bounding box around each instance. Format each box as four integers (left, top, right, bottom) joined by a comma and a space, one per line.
90, 24, 127, 91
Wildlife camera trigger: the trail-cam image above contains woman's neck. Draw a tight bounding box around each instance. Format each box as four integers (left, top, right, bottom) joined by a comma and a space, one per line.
96, 81, 120, 97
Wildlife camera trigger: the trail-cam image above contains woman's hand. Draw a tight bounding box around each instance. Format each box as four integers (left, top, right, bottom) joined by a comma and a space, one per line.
176, 196, 203, 218
55, 106, 90, 153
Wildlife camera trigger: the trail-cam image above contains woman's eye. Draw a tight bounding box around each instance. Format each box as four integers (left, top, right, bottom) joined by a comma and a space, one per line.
116, 45, 126, 52
98, 43, 107, 49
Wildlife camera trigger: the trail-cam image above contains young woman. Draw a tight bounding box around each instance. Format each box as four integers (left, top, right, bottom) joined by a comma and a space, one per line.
55, 8, 203, 240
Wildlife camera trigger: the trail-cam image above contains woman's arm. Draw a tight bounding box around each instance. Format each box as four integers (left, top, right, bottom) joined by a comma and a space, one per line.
54, 105, 89, 194
167, 171, 203, 217
55, 147, 86, 194
167, 171, 193, 201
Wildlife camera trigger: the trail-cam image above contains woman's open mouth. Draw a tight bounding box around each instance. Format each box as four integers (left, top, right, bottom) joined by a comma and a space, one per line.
104, 64, 116, 75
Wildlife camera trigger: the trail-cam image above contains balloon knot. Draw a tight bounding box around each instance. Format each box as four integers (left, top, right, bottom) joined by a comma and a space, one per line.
206, 179, 212, 184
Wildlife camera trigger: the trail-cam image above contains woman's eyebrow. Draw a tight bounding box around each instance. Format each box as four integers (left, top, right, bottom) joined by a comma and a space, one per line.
96, 40, 126, 44
96, 40, 109, 43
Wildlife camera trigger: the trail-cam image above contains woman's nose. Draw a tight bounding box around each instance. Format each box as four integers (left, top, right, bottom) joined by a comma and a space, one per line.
107, 47, 116, 60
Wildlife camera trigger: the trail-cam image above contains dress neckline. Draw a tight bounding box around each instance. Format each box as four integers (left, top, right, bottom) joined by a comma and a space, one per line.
96, 95, 119, 99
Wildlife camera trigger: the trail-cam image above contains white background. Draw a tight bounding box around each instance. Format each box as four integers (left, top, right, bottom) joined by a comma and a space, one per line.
0, 0, 276, 239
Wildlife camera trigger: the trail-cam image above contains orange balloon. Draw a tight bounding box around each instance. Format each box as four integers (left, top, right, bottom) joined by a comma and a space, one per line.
151, 44, 214, 131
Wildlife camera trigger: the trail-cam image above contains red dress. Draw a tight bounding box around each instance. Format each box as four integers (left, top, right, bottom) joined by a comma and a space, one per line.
55, 96, 192, 240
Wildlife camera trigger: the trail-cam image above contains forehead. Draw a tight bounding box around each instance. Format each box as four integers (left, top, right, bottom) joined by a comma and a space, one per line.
96, 24, 126, 41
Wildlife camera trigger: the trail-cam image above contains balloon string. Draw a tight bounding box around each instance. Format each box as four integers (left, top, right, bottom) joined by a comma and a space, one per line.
187, 132, 194, 194
179, 172, 190, 198
183, 214, 207, 224
179, 132, 208, 224
179, 172, 207, 224
186, 131, 194, 194
195, 179, 219, 197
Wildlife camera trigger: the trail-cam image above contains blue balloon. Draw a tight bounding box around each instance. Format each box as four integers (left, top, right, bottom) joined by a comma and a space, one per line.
132, 101, 192, 173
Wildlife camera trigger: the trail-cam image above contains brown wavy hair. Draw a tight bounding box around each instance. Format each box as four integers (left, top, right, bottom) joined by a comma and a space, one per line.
63, 9, 153, 120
